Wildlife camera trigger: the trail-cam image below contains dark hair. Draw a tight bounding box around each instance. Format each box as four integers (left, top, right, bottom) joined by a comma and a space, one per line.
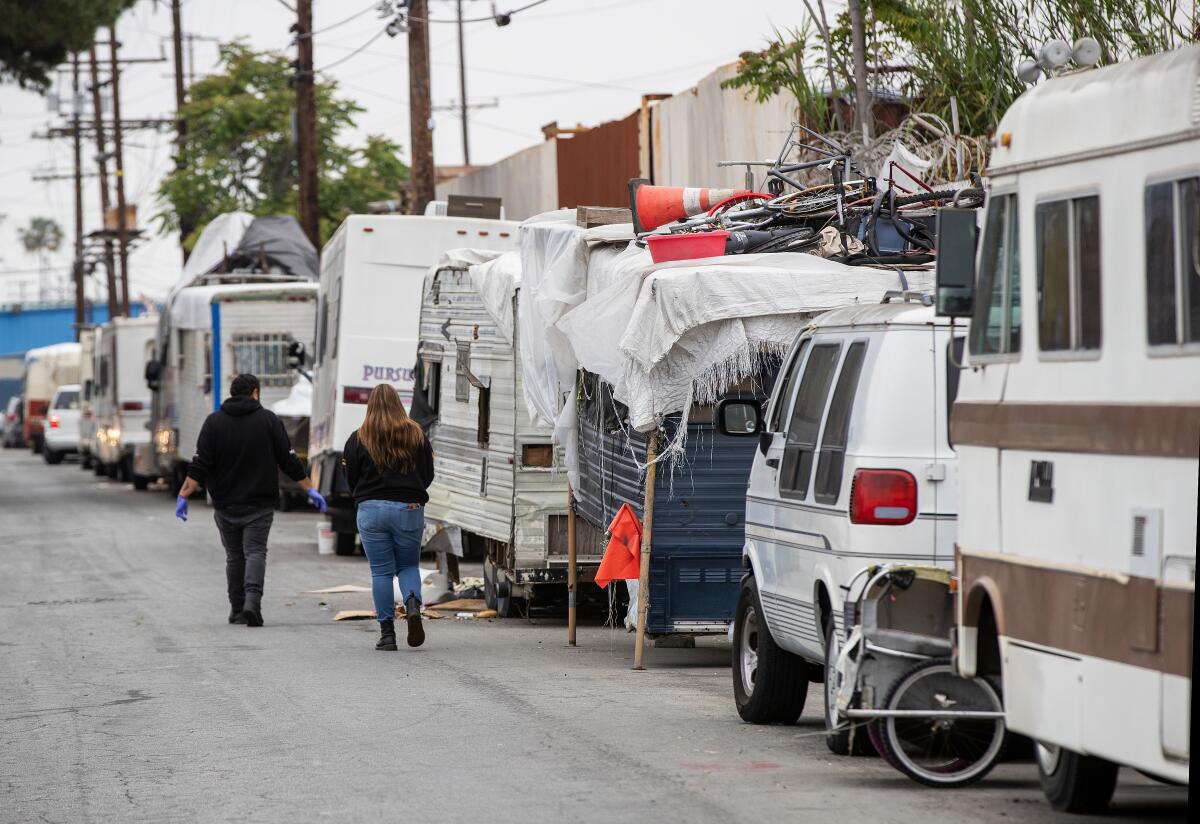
230, 373, 260, 397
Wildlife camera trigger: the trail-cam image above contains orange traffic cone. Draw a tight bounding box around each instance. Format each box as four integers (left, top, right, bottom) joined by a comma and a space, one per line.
628, 178, 748, 233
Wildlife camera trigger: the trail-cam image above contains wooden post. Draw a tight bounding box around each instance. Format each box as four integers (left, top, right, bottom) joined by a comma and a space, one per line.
407, 0, 436, 214
567, 481, 577, 646
295, 0, 320, 249
70, 54, 85, 335
632, 431, 659, 671
107, 27, 131, 317
87, 46, 118, 321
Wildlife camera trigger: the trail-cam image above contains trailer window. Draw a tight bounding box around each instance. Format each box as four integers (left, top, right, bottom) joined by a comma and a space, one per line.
231, 333, 294, 387
970, 193, 1021, 356
780, 343, 839, 500
814, 341, 866, 505
1036, 195, 1101, 352
768, 339, 808, 432
1146, 177, 1200, 346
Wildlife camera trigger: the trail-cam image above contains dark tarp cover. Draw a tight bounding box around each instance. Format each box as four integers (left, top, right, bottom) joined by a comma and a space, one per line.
225, 216, 318, 281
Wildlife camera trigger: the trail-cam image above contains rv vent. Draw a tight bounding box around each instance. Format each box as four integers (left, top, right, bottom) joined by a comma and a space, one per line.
678, 568, 702, 584
1131, 515, 1147, 557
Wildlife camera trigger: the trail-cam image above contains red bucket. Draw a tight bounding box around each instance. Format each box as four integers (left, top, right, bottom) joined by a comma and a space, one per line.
646, 230, 729, 264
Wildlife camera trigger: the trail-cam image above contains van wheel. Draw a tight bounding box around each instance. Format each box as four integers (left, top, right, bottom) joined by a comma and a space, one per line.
334, 531, 357, 556
132, 474, 150, 491
43, 448, 64, 465
824, 622, 852, 753
1036, 743, 1118, 813
732, 577, 807, 724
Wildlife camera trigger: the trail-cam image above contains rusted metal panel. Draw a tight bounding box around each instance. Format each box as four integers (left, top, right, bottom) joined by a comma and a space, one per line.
555, 110, 640, 209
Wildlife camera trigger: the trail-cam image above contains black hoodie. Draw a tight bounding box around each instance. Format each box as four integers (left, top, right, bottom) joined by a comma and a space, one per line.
187, 395, 307, 511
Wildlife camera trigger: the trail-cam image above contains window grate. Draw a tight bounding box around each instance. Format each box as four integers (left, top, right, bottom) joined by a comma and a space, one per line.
231, 332, 294, 387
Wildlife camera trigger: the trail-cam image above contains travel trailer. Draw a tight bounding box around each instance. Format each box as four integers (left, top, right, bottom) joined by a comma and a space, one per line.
22, 342, 81, 453
148, 282, 319, 491
78, 327, 97, 468
93, 315, 158, 486
418, 249, 570, 615
936, 45, 1197, 811
309, 215, 519, 554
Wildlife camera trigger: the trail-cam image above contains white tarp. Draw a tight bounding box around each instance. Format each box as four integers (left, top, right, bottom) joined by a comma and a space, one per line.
467, 251, 522, 344
271, 379, 312, 418
168, 282, 320, 330
178, 212, 254, 287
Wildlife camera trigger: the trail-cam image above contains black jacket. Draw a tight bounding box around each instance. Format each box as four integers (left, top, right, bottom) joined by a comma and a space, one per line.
187, 395, 306, 511
342, 430, 434, 506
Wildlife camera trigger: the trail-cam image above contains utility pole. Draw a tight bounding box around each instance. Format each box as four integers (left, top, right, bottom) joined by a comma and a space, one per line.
170, 0, 192, 257
408, 0, 435, 214
456, 0, 470, 166
71, 54, 85, 334
108, 26, 131, 316
847, 0, 872, 142
295, 0, 320, 249
87, 46, 119, 321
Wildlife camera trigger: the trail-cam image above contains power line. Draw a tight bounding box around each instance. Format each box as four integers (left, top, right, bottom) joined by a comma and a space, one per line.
300, 2, 383, 39
315, 27, 389, 72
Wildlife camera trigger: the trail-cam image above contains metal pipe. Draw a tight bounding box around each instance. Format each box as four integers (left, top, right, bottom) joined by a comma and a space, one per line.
845, 709, 1005, 720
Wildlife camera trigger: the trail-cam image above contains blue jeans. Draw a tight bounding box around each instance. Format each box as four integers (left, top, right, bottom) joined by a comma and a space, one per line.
357, 501, 425, 621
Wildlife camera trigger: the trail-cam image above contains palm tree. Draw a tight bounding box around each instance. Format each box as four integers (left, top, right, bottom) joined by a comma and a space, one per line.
18, 216, 63, 300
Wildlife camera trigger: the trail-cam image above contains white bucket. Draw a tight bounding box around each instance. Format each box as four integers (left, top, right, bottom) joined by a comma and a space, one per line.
317, 524, 335, 555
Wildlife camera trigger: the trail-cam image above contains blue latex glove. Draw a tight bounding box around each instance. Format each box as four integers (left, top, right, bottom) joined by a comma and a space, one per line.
175, 495, 188, 522
306, 488, 327, 513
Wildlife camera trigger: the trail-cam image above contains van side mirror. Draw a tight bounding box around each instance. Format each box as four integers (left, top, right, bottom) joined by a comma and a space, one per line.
287, 340, 307, 369
144, 360, 161, 392
935, 208, 978, 317
716, 398, 762, 437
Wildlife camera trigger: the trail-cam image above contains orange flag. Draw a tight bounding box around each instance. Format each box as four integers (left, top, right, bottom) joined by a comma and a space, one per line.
594, 503, 643, 589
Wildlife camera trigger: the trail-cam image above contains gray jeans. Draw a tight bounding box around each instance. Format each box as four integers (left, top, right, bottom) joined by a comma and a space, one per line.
213, 508, 275, 611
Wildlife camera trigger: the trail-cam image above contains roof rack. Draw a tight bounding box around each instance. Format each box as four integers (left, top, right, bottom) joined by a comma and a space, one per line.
881, 290, 933, 306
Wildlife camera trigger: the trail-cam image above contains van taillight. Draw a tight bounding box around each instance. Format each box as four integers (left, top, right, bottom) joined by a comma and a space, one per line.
849, 469, 917, 525
343, 387, 371, 404
121, 401, 144, 411
49, 415, 60, 429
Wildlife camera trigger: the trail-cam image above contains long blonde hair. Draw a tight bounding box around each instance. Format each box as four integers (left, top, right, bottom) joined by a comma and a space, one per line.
358, 384, 424, 472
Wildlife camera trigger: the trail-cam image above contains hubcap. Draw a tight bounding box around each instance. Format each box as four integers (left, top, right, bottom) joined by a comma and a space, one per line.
824, 629, 841, 728
1036, 742, 1062, 775
739, 606, 759, 695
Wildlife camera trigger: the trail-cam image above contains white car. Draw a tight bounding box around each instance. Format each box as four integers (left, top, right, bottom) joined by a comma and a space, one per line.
43, 384, 82, 464
717, 298, 964, 752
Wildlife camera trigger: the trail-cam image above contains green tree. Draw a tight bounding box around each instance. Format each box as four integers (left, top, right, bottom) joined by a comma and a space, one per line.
156, 43, 410, 248
18, 216, 63, 300
0, 0, 136, 88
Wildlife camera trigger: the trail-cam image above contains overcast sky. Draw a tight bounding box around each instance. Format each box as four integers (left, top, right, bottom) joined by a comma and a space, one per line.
0, 0, 822, 301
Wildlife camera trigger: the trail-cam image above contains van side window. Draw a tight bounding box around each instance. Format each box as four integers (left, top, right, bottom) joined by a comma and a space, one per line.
768, 339, 809, 432
1146, 177, 1200, 346
813, 341, 867, 505
970, 193, 1021, 356
779, 343, 840, 500
1037, 196, 1102, 352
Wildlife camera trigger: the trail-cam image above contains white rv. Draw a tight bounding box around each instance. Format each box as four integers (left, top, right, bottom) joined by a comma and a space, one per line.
78, 327, 97, 469
148, 281, 319, 491
22, 342, 81, 454
419, 249, 569, 615
93, 315, 158, 487
309, 215, 519, 554
936, 46, 1197, 811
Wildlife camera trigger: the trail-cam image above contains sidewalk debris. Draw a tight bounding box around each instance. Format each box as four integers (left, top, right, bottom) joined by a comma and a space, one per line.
304, 584, 371, 594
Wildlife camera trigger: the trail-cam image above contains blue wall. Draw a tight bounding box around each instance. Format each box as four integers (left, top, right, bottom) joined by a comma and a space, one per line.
0, 302, 147, 358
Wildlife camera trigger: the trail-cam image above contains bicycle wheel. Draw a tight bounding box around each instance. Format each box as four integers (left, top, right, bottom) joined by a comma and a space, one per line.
878, 658, 1005, 787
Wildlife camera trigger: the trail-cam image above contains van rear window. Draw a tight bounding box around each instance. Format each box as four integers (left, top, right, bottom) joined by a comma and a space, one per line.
53, 390, 79, 410
814, 341, 867, 505
780, 343, 839, 500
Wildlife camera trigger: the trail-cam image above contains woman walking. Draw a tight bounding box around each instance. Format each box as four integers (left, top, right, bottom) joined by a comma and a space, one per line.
343, 384, 435, 650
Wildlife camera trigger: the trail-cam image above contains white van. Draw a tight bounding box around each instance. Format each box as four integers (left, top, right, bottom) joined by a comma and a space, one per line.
93, 315, 158, 487
42, 384, 81, 463
936, 46, 1196, 810
309, 215, 519, 555
719, 298, 964, 751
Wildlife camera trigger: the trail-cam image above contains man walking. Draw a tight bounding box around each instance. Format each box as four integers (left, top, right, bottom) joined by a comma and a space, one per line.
176, 373, 326, 626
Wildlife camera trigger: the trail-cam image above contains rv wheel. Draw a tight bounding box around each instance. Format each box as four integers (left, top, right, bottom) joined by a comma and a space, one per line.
483, 558, 498, 611
1036, 743, 1118, 813
93, 460, 107, 477
43, 448, 64, 465
731, 576, 807, 724
132, 475, 150, 491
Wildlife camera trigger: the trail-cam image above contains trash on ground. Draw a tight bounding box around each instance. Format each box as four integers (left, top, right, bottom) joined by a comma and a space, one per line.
426, 598, 487, 613
304, 584, 371, 594
333, 609, 376, 621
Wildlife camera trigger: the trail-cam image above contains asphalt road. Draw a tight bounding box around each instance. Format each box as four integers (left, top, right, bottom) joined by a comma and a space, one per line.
0, 448, 1188, 823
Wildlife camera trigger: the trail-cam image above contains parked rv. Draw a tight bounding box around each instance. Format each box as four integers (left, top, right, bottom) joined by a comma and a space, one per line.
93, 315, 158, 486
147, 281, 319, 491
309, 214, 520, 555
722, 299, 964, 753
418, 249, 569, 615
77, 328, 97, 468
22, 342, 81, 454
935, 45, 1196, 811
42, 384, 82, 464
